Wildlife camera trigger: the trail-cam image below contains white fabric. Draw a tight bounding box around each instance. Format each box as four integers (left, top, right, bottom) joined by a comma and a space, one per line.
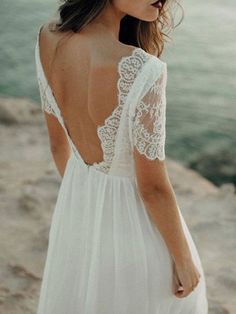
35, 27, 208, 313
131, 63, 167, 160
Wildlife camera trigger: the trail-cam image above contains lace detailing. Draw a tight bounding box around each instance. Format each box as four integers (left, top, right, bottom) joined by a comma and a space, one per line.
37, 75, 57, 116
35, 33, 152, 174
92, 160, 111, 174
35, 34, 58, 118
35, 37, 89, 169
96, 48, 150, 173
132, 63, 167, 161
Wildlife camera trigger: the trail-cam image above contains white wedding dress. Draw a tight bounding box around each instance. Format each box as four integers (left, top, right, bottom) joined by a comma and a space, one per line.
35, 26, 208, 314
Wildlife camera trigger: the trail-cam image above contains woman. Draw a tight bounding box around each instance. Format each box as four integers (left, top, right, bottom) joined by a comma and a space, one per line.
35, 0, 208, 313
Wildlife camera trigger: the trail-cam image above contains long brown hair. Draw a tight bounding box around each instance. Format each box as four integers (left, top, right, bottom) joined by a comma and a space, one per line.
49, 0, 184, 57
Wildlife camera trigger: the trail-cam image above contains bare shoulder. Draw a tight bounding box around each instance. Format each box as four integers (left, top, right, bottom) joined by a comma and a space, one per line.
41, 19, 137, 59
90, 42, 137, 69
38, 20, 60, 43
38, 20, 92, 79
38, 19, 141, 83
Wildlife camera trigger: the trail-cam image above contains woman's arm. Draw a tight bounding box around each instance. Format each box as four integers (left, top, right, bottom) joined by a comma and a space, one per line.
132, 63, 200, 297
134, 155, 191, 265
134, 154, 201, 298
44, 112, 71, 178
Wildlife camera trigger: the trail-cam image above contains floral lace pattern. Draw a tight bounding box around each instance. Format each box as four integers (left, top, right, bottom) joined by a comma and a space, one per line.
94, 48, 150, 173
37, 76, 57, 116
132, 64, 167, 161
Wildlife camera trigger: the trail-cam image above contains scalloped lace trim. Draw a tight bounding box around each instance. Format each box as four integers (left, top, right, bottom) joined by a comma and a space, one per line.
94, 48, 150, 173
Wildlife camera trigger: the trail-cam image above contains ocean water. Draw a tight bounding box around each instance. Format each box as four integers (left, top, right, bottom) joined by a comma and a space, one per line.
0, 0, 235, 186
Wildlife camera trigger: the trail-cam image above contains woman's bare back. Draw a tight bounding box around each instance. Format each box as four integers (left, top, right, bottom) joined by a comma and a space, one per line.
39, 23, 134, 164
38, 20, 136, 165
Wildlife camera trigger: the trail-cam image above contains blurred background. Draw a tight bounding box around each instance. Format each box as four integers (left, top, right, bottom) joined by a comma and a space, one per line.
0, 0, 235, 186
0, 0, 235, 313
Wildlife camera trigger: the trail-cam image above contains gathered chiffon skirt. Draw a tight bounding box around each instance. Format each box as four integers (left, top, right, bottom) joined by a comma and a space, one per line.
36, 152, 208, 314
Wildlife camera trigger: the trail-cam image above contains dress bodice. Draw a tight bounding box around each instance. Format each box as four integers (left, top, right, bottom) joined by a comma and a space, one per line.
35, 27, 167, 178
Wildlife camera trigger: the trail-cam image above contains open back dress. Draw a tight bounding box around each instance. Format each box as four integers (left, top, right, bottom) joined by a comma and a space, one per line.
35, 26, 208, 314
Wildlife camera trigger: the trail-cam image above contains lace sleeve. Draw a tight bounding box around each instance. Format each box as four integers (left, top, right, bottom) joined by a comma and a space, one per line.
37, 77, 57, 117
132, 63, 167, 161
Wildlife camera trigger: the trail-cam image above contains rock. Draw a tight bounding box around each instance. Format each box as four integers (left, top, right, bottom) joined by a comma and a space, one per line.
0, 96, 41, 125
219, 183, 236, 195
208, 299, 230, 314
8, 263, 41, 281
189, 150, 236, 187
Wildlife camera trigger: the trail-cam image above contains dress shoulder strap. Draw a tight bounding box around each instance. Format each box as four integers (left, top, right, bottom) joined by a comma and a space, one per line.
35, 25, 89, 170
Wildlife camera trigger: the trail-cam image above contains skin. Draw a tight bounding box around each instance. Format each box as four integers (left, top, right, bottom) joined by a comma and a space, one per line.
39, 0, 201, 299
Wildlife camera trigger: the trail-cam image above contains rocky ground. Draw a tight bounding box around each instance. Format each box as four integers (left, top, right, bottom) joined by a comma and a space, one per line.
0, 96, 235, 314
